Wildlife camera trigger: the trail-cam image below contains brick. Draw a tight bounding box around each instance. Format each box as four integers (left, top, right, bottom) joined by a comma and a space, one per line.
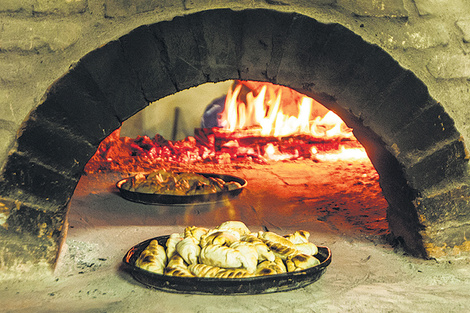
150, 15, 208, 91
0, 152, 79, 208
5, 201, 66, 240
405, 139, 468, 190
362, 70, 431, 138
427, 53, 470, 79
390, 104, 461, 165
188, 9, 243, 82
0, 0, 33, 14
456, 18, 470, 43
0, 227, 61, 273
421, 223, 470, 258
238, 9, 296, 82
79, 40, 148, 122
16, 115, 98, 176
119, 25, 177, 102
336, 0, 408, 18
104, 0, 169, 18
34, 62, 121, 145
380, 21, 450, 50
33, 0, 87, 15
0, 18, 82, 51
414, 0, 469, 17
416, 184, 470, 226
302, 23, 390, 98
276, 14, 336, 93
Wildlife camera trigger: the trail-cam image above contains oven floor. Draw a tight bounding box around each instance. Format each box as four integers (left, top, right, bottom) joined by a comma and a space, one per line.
2, 160, 470, 312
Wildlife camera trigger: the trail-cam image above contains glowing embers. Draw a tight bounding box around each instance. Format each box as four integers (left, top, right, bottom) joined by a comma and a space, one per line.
84, 81, 368, 174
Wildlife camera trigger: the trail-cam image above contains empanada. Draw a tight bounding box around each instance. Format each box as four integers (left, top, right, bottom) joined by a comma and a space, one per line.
283, 230, 310, 244
286, 254, 320, 272
135, 240, 167, 274
188, 263, 221, 278
230, 241, 258, 273
166, 233, 184, 259
199, 244, 245, 269
216, 221, 250, 236
200, 231, 239, 247
176, 236, 201, 265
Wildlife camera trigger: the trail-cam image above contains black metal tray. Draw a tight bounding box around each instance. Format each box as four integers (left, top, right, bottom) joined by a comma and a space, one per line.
116, 173, 247, 205
122, 235, 332, 295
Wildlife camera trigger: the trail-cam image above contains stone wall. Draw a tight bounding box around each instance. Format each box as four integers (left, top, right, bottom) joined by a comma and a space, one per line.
1, 0, 470, 276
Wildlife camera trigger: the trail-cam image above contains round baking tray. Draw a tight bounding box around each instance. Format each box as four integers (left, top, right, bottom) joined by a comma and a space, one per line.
122, 235, 332, 295
116, 173, 247, 205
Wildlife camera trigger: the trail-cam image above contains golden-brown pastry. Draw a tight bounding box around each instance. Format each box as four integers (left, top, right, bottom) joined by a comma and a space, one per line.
240, 234, 275, 262
283, 230, 310, 244
200, 231, 239, 248
135, 240, 167, 274
166, 253, 188, 270
163, 266, 194, 277
165, 233, 184, 259
255, 257, 287, 276
258, 231, 297, 249
199, 244, 245, 269
295, 242, 318, 255
175, 236, 201, 265
188, 263, 221, 278
216, 221, 251, 237
215, 268, 253, 278
285, 254, 320, 272
184, 226, 209, 242
230, 241, 258, 273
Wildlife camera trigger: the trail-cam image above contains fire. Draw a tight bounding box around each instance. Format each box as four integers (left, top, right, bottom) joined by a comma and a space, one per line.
219, 81, 354, 140
85, 81, 369, 174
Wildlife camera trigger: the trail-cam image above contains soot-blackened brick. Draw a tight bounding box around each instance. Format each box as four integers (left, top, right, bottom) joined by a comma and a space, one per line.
276, 14, 334, 92
416, 184, 470, 225
150, 16, 208, 91
0, 152, 78, 209
391, 103, 460, 162
15, 115, 97, 177
6, 202, 66, 240
335, 45, 404, 116
238, 9, 296, 82
189, 9, 243, 82
406, 139, 468, 190
312, 24, 378, 97
79, 40, 148, 122
364, 70, 431, 138
119, 25, 177, 102
35, 63, 121, 146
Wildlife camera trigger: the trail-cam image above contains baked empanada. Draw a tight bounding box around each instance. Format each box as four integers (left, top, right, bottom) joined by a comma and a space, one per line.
135, 240, 167, 274
165, 233, 184, 259
216, 221, 250, 236
286, 253, 320, 272
230, 241, 258, 273
188, 263, 221, 278
200, 231, 239, 248
199, 244, 245, 269
283, 230, 310, 244
176, 236, 201, 265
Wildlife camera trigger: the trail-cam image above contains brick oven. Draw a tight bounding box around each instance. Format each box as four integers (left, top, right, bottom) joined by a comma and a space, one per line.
1, 1, 470, 278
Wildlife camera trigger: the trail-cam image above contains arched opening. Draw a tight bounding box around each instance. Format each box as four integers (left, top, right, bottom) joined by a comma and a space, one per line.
0, 8, 467, 271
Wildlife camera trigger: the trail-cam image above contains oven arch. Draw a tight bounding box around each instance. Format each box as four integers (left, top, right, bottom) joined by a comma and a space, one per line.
0, 8, 468, 271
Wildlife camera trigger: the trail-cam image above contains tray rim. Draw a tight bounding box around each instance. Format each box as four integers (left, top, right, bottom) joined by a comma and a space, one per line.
122, 235, 332, 295
116, 172, 247, 205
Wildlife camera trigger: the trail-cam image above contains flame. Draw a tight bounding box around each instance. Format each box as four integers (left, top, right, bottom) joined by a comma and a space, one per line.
219, 81, 354, 140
